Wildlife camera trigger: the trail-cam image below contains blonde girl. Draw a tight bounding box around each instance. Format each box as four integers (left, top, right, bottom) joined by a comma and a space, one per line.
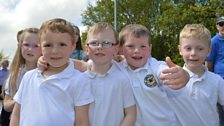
3, 28, 41, 113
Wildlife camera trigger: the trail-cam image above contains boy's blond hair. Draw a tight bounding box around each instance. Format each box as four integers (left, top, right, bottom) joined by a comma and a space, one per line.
39, 18, 75, 44
86, 22, 117, 43
119, 24, 151, 46
179, 24, 211, 46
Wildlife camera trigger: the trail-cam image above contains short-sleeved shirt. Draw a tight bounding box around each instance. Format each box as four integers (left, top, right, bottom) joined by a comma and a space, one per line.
169, 65, 224, 126
119, 57, 178, 126
206, 33, 224, 78
0, 68, 9, 86
5, 66, 27, 96
82, 60, 135, 126
14, 60, 94, 126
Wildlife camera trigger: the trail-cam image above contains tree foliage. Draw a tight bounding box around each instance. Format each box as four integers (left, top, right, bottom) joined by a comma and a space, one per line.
0, 51, 7, 63
81, 0, 224, 65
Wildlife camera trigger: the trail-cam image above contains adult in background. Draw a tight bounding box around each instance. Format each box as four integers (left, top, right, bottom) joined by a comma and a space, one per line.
0, 59, 9, 125
205, 16, 224, 126
0, 59, 9, 95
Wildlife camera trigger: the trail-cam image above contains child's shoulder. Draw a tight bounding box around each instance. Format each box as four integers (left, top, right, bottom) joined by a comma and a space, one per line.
23, 68, 39, 77
149, 57, 166, 66
206, 70, 223, 81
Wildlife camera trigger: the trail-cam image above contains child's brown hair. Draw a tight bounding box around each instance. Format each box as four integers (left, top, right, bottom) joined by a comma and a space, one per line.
39, 18, 75, 44
119, 24, 151, 46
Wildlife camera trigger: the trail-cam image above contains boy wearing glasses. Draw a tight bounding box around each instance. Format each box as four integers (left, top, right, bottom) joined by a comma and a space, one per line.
80, 22, 136, 126
205, 16, 224, 126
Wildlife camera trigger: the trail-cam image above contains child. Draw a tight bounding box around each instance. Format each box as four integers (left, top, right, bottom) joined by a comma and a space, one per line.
118, 24, 189, 126
70, 25, 88, 61
2, 28, 42, 126
10, 18, 93, 126
81, 22, 136, 126
169, 24, 224, 126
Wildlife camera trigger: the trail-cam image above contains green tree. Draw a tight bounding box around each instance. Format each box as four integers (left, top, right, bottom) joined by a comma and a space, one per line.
81, 0, 224, 65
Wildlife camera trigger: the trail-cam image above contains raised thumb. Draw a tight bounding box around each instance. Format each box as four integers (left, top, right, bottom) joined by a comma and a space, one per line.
165, 56, 176, 68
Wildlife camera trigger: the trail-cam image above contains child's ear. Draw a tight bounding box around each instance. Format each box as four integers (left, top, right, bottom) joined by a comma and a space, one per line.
85, 44, 89, 55
178, 44, 182, 55
207, 47, 211, 55
115, 40, 120, 54
71, 41, 76, 51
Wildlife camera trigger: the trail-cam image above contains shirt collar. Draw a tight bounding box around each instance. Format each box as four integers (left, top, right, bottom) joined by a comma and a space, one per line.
87, 60, 117, 79
121, 58, 151, 73
37, 59, 75, 80
217, 33, 224, 40
183, 64, 207, 82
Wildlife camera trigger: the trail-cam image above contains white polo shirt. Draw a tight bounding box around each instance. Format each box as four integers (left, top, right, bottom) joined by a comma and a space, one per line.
83, 60, 135, 126
169, 65, 224, 126
14, 60, 94, 126
119, 57, 178, 126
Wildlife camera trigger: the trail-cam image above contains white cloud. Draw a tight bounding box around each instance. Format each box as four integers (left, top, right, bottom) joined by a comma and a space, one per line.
0, 0, 95, 60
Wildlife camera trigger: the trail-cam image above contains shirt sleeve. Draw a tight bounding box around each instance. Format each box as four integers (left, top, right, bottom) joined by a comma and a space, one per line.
13, 75, 26, 105
73, 74, 94, 106
122, 78, 136, 108
4, 74, 12, 96
218, 78, 224, 106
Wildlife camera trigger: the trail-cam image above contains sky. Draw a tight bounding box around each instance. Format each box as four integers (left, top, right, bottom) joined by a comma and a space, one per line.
0, 0, 95, 61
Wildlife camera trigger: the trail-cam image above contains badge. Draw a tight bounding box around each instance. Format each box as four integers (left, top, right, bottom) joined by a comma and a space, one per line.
144, 74, 157, 87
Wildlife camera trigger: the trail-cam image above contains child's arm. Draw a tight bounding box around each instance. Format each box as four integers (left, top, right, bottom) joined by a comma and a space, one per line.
121, 105, 136, 126
3, 94, 16, 112
160, 57, 189, 89
37, 56, 88, 72
74, 104, 89, 126
73, 59, 88, 72
9, 103, 20, 126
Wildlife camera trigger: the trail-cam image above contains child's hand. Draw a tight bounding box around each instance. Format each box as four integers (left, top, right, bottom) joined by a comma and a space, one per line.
160, 57, 189, 89
37, 56, 48, 71
114, 54, 125, 62
73, 59, 88, 72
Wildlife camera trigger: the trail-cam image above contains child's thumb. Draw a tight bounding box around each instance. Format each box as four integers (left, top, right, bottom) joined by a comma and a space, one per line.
165, 56, 176, 68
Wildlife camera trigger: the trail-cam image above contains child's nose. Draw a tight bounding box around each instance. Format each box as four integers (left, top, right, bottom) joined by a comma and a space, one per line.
134, 47, 140, 52
190, 49, 196, 55
52, 46, 59, 53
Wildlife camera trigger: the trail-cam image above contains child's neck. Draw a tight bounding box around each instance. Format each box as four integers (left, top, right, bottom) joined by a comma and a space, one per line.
43, 63, 69, 78
91, 62, 112, 75
187, 65, 205, 77
25, 61, 37, 70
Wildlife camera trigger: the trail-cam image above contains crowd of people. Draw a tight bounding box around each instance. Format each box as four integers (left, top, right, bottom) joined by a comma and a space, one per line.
0, 16, 223, 126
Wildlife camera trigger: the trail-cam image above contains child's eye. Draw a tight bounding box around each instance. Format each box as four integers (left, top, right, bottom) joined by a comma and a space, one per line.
125, 45, 134, 48
34, 44, 40, 48
60, 43, 67, 46
197, 47, 203, 51
140, 45, 147, 49
23, 43, 30, 47
43, 43, 51, 47
185, 47, 191, 51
